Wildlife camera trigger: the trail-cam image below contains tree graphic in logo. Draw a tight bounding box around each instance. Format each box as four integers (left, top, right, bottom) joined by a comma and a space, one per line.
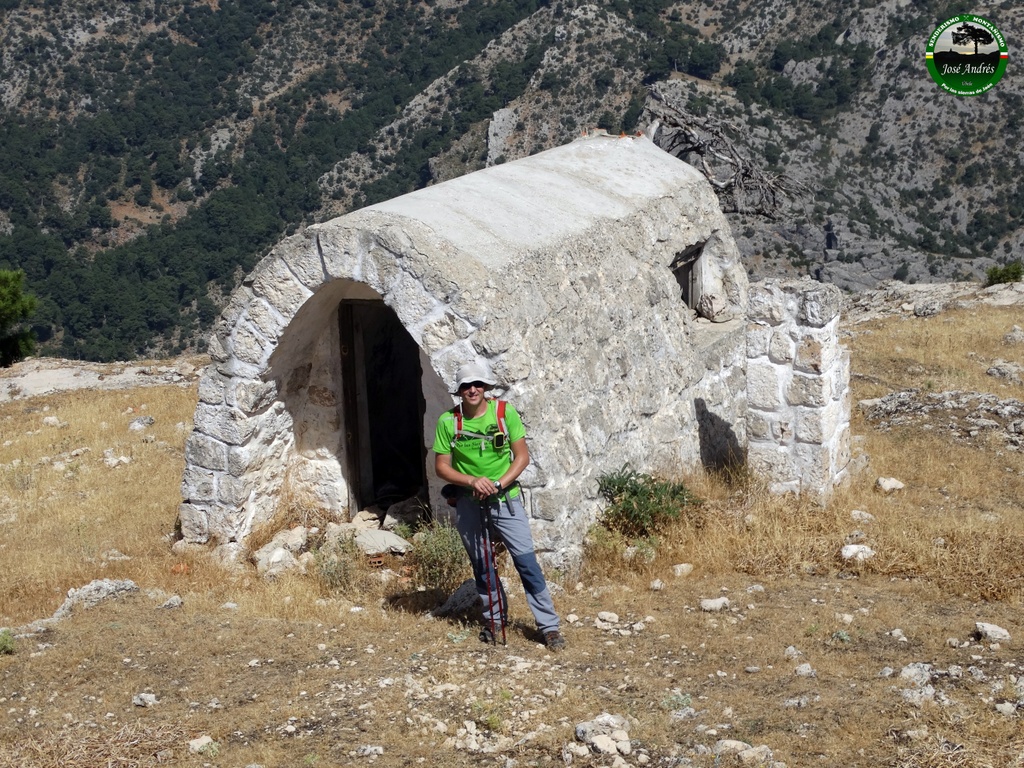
927, 15, 1008, 96
951, 23, 994, 55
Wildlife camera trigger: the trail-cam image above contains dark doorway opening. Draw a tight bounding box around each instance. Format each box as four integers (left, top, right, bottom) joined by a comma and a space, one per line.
338, 299, 426, 510
671, 241, 705, 309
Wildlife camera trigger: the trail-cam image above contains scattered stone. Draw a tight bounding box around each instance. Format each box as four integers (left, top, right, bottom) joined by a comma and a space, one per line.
784, 646, 802, 659
188, 735, 217, 754
650, 579, 665, 591
700, 597, 730, 612
133, 692, 159, 707
51, 579, 139, 620
430, 579, 481, 618
354, 529, 412, 556
850, 509, 875, 522
159, 595, 184, 610
875, 477, 904, 494
794, 663, 816, 678
597, 611, 619, 623
841, 544, 875, 562
974, 622, 1011, 643
672, 563, 694, 578
128, 415, 155, 431
1004, 325, 1024, 345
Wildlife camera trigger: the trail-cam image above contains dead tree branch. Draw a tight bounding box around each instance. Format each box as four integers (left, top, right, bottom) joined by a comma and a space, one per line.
645, 85, 806, 218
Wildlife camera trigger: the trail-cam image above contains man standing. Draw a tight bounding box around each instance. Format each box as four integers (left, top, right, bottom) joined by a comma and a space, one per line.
433, 362, 565, 650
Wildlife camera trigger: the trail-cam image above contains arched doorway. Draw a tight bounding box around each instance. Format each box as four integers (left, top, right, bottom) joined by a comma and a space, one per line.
338, 298, 426, 510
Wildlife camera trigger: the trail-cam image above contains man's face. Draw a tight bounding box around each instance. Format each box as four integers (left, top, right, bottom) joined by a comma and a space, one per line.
458, 381, 487, 407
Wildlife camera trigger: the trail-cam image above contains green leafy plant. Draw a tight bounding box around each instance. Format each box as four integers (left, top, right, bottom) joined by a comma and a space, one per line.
0, 629, 15, 655
985, 260, 1023, 287
314, 535, 362, 593
597, 466, 700, 538
408, 524, 470, 593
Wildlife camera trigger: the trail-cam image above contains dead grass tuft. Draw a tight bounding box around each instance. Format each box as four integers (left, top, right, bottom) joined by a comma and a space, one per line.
0, 721, 189, 768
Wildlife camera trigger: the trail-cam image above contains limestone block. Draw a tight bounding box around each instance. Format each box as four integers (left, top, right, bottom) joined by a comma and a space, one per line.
794, 443, 830, 489
231, 378, 279, 414
216, 284, 255, 332
227, 433, 290, 477
361, 244, 402, 297
194, 402, 257, 446
798, 283, 842, 328
207, 332, 230, 363
309, 224, 364, 280
185, 432, 228, 472
795, 402, 842, 444
197, 370, 228, 406
233, 321, 270, 366
746, 323, 772, 358
250, 255, 313, 321
218, 474, 252, 507
768, 328, 795, 364
831, 424, 852, 474
746, 444, 796, 483
746, 410, 772, 440
747, 360, 784, 411
182, 466, 217, 502
384, 271, 441, 331
770, 418, 794, 444
747, 282, 787, 325
420, 313, 469, 354
787, 372, 831, 408
794, 334, 839, 374
528, 487, 567, 522
246, 299, 288, 344
176, 502, 210, 543
276, 231, 327, 289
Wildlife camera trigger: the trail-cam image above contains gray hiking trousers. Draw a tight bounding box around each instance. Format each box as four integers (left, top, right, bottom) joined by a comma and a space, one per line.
454, 491, 560, 634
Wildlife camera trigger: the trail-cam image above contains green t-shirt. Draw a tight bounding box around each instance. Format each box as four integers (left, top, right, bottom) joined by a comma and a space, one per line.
433, 399, 526, 496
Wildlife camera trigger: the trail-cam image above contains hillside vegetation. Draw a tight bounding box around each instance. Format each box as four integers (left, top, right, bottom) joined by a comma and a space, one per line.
0, 0, 1021, 360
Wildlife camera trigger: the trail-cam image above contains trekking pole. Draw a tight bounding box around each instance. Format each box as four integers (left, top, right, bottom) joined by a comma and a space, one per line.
480, 498, 507, 646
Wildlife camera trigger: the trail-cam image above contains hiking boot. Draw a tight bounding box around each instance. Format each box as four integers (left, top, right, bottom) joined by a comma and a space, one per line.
479, 627, 495, 644
544, 630, 566, 650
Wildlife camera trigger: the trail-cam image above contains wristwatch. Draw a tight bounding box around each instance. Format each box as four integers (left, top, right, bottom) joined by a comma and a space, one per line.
494, 481, 503, 493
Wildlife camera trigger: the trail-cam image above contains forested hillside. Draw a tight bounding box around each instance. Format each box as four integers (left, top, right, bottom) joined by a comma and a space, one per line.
1, 0, 1021, 361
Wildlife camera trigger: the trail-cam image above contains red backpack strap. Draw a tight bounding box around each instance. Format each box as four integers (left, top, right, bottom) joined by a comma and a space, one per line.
451, 404, 462, 451
496, 399, 507, 436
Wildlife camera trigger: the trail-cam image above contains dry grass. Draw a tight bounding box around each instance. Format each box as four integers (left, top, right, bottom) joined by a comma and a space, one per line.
1, 306, 1024, 767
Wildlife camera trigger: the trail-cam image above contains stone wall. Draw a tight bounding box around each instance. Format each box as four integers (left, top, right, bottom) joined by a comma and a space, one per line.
745, 279, 851, 499
178, 135, 751, 570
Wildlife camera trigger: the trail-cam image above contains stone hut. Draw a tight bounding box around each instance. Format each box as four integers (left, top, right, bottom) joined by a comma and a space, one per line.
179, 134, 850, 569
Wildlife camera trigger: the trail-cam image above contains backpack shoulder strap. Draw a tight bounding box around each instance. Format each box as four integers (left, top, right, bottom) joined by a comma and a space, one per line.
496, 399, 507, 436
450, 404, 462, 451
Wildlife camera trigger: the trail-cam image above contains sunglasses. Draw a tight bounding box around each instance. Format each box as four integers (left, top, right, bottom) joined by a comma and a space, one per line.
458, 381, 488, 392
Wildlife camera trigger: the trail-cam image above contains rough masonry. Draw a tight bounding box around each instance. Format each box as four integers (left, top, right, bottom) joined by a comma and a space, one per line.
178, 134, 849, 570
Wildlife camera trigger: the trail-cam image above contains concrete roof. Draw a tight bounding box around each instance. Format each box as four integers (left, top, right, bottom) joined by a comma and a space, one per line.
367, 134, 705, 270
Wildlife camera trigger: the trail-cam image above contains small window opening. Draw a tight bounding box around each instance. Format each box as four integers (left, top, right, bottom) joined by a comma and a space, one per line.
671, 242, 705, 309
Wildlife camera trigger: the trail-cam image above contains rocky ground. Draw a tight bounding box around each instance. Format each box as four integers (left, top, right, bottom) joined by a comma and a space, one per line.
1, 279, 1023, 767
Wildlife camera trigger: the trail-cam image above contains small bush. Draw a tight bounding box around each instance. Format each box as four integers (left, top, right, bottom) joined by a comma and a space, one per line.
408, 524, 470, 593
0, 629, 14, 655
985, 260, 1023, 287
597, 466, 700, 538
314, 535, 363, 593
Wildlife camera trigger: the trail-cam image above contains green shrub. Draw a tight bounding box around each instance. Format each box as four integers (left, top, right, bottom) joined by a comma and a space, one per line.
985, 260, 1023, 287
597, 466, 700, 538
314, 535, 362, 593
409, 524, 470, 593
0, 629, 14, 655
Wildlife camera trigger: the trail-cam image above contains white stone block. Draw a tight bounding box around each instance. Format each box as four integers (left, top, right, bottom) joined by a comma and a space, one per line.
787, 372, 831, 408
232, 321, 270, 366
768, 329, 795, 364
194, 402, 256, 446
798, 283, 842, 327
197, 370, 227, 405
182, 466, 217, 502
250, 256, 313, 320
747, 283, 787, 324
185, 432, 228, 472
246, 298, 288, 344
177, 502, 210, 542
747, 361, 784, 411
230, 378, 279, 414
